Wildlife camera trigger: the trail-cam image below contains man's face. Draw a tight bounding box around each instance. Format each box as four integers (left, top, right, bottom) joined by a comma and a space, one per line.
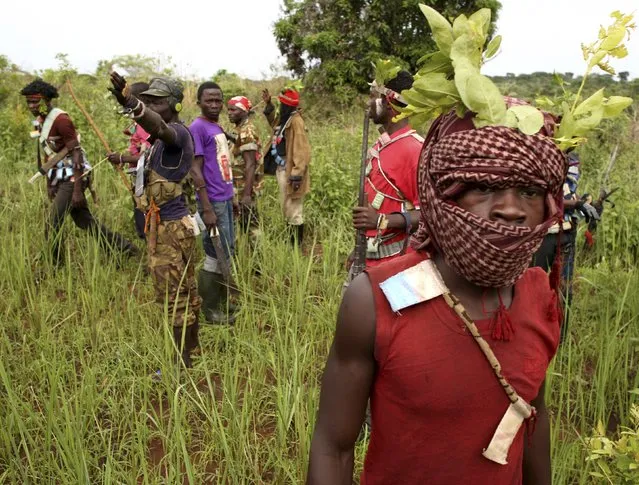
26, 96, 48, 117
455, 184, 546, 229
227, 105, 245, 124
368, 92, 388, 125
146, 96, 172, 123
198, 88, 223, 121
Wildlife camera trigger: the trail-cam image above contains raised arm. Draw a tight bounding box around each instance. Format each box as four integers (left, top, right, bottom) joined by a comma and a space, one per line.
109, 72, 177, 146
306, 274, 376, 485
262, 89, 277, 127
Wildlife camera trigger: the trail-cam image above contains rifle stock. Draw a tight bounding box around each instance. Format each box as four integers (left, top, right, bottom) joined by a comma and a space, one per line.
350, 111, 370, 280
28, 147, 70, 184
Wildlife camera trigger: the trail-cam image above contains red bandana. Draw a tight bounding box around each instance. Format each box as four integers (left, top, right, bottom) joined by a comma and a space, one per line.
228, 96, 252, 112
411, 105, 567, 288
278, 89, 300, 107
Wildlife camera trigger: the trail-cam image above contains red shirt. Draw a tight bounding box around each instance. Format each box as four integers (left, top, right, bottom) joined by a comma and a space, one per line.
127, 124, 151, 169
128, 123, 151, 157
362, 252, 560, 485
46, 113, 79, 154
365, 126, 422, 267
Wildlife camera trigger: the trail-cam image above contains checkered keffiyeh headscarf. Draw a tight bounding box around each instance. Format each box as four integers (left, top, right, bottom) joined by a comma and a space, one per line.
411, 106, 568, 288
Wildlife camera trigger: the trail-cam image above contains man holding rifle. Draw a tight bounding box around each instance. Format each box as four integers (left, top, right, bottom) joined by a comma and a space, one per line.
22, 79, 137, 266
351, 71, 423, 270
109, 73, 201, 368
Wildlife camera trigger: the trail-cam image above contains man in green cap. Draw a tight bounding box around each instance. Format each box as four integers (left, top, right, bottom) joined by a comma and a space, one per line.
109, 73, 201, 368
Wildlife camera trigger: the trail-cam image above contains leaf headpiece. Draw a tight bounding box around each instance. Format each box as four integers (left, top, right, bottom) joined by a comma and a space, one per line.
370, 59, 407, 105
397, 5, 635, 148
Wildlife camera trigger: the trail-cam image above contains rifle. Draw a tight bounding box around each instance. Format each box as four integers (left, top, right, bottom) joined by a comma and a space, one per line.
28, 147, 70, 184
583, 187, 618, 232
350, 111, 371, 280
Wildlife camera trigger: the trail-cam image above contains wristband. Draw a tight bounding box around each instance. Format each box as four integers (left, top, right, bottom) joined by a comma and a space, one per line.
391, 211, 412, 234
377, 213, 389, 231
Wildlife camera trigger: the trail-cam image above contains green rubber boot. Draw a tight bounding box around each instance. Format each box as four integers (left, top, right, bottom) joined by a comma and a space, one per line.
213, 272, 238, 325
198, 269, 222, 325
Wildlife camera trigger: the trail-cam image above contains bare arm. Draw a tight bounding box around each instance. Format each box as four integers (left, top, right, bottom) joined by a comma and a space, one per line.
108, 152, 141, 165
352, 208, 420, 233
109, 72, 177, 146
523, 381, 551, 485
190, 155, 213, 212
133, 107, 177, 146
307, 274, 376, 485
240, 150, 257, 201
263, 100, 276, 127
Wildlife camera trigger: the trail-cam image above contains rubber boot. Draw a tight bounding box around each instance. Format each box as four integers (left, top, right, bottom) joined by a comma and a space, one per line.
214, 272, 238, 325
198, 269, 222, 324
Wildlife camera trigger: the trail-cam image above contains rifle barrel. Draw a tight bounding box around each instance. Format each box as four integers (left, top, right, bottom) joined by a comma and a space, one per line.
351, 111, 371, 279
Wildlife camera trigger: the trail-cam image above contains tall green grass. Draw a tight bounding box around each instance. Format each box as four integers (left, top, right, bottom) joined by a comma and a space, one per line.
0, 106, 638, 484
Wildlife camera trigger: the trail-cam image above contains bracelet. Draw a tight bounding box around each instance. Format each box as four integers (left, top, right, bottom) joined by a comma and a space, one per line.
195, 184, 206, 191
119, 154, 123, 164
378, 214, 389, 231
132, 102, 146, 120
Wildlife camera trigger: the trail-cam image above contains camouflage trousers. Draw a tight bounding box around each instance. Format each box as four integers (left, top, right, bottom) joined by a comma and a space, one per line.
148, 217, 202, 327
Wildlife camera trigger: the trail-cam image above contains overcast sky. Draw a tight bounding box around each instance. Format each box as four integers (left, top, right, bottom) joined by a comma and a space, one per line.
1, 0, 637, 80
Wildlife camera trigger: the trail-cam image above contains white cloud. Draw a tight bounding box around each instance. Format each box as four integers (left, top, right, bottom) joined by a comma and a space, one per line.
484, 0, 638, 78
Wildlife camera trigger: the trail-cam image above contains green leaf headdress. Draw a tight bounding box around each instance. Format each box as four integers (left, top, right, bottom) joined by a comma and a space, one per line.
370, 59, 407, 106
398, 5, 635, 147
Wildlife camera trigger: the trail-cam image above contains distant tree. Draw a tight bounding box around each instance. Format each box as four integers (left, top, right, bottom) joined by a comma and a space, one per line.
273, 0, 501, 100
618, 71, 630, 82
564, 72, 573, 80
95, 54, 176, 80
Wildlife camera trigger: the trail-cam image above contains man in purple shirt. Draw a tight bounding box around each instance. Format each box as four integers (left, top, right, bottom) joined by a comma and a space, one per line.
190, 81, 237, 324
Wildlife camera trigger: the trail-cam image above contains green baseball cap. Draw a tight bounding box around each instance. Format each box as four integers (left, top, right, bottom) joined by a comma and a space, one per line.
141, 77, 184, 102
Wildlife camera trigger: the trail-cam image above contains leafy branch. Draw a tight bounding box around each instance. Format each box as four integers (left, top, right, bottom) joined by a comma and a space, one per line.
554, 11, 636, 150
397, 5, 635, 149
396, 5, 544, 136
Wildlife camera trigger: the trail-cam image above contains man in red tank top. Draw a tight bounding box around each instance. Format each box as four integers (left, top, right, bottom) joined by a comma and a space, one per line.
351, 71, 423, 268
307, 106, 567, 485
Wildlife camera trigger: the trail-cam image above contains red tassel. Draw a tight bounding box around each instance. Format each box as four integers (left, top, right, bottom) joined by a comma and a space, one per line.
585, 230, 594, 248
491, 293, 515, 342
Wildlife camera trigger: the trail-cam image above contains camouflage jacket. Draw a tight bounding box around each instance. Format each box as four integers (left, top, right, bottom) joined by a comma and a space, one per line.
231, 118, 263, 197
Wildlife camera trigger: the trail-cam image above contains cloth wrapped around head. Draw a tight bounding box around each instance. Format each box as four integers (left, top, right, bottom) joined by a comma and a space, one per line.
278, 89, 300, 107
411, 99, 568, 288
228, 95, 252, 112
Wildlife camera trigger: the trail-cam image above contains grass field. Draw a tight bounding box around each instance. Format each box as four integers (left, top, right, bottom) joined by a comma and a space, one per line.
0, 89, 638, 483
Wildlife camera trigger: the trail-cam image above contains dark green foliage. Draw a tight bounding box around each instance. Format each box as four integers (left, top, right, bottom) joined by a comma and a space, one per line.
492, 72, 639, 103
273, 0, 501, 102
